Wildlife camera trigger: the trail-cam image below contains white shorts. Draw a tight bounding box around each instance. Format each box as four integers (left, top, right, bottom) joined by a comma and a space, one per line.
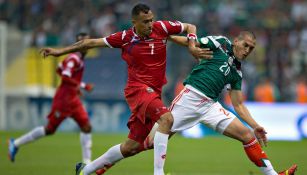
170, 85, 236, 134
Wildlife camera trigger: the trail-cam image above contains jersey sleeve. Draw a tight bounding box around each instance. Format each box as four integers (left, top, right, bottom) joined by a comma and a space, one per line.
198, 35, 232, 50
158, 20, 184, 35
103, 31, 125, 48
230, 78, 242, 90
198, 36, 216, 50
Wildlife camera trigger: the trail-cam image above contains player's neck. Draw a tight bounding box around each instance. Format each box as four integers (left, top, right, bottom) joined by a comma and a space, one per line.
133, 27, 149, 39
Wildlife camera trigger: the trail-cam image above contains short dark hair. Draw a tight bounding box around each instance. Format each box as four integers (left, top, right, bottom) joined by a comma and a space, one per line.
131, 3, 151, 18
76, 32, 89, 41
238, 31, 256, 40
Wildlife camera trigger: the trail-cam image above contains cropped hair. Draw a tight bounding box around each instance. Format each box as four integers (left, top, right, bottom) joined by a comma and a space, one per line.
131, 3, 151, 18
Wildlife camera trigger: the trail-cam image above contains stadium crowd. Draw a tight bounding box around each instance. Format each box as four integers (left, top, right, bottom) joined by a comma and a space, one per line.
0, 0, 306, 103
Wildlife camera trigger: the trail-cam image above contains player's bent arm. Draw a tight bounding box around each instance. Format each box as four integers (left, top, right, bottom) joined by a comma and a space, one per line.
61, 75, 80, 86
229, 90, 260, 129
62, 75, 93, 92
181, 23, 197, 48
178, 23, 213, 59
182, 23, 196, 35
168, 35, 200, 47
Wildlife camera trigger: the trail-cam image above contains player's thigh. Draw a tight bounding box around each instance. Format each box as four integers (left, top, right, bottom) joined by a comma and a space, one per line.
46, 109, 67, 133
170, 104, 200, 133
127, 116, 151, 144
72, 105, 91, 131
199, 102, 235, 133
222, 117, 253, 142
146, 97, 169, 122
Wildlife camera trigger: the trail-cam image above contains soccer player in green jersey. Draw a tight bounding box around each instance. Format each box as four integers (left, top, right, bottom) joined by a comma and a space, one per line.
153, 31, 297, 175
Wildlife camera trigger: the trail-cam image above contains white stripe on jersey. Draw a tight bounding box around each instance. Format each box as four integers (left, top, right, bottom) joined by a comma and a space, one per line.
122, 30, 126, 40
214, 35, 232, 45
177, 21, 184, 34
68, 54, 81, 64
62, 70, 72, 77
208, 36, 221, 48
67, 61, 74, 68
103, 37, 113, 48
157, 21, 168, 34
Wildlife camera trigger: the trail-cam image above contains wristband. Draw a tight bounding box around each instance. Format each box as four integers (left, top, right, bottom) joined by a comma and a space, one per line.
80, 82, 86, 88
187, 33, 197, 40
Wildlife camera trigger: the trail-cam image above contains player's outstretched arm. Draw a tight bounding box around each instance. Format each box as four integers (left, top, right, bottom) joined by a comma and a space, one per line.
230, 89, 268, 147
40, 38, 108, 58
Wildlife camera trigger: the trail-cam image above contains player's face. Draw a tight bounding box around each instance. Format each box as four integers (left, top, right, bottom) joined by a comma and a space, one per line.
132, 10, 154, 37
233, 35, 256, 60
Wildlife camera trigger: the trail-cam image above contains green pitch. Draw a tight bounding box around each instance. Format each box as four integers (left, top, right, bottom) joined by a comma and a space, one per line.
1, 131, 306, 175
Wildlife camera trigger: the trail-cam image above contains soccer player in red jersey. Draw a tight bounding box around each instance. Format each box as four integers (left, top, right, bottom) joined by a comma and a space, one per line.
40, 3, 212, 175
8, 33, 94, 164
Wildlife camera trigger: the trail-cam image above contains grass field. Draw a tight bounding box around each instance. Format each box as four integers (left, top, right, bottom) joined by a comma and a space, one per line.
1, 131, 306, 175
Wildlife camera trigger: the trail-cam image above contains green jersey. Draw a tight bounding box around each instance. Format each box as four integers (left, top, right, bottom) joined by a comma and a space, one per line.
184, 35, 242, 101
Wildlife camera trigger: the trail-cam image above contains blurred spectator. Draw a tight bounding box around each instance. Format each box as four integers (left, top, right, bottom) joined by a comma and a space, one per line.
295, 75, 307, 103
253, 76, 280, 102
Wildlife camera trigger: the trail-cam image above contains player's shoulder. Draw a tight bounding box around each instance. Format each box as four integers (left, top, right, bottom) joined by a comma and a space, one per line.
199, 35, 231, 47
210, 35, 232, 45
153, 21, 168, 34
153, 20, 182, 34
117, 28, 135, 42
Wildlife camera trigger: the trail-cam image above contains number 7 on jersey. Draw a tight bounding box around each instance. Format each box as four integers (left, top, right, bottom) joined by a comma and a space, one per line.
149, 43, 154, 55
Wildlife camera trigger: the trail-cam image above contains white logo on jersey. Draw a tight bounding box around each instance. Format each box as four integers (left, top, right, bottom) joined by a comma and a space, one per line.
200, 37, 209, 44
228, 57, 234, 66
146, 87, 154, 93
168, 21, 180, 26
131, 36, 139, 43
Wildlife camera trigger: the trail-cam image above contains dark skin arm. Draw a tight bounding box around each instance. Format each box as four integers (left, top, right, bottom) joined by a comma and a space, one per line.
168, 35, 212, 59
40, 38, 108, 58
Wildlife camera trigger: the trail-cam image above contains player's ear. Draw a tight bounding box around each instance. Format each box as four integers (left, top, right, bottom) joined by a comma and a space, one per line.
233, 37, 239, 45
132, 19, 136, 25
131, 17, 138, 25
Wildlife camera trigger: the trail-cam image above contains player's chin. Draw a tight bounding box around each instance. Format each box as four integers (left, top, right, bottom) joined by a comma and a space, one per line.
146, 30, 152, 35
238, 55, 246, 60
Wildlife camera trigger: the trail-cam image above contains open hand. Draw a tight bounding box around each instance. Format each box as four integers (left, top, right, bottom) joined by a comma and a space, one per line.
40, 48, 62, 58
189, 47, 213, 60
84, 83, 94, 92
254, 126, 268, 147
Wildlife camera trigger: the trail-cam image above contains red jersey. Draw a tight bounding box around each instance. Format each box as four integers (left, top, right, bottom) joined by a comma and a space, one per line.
103, 21, 184, 93
53, 52, 85, 111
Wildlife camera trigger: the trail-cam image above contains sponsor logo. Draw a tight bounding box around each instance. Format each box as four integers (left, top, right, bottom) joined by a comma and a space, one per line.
54, 110, 61, 119
200, 37, 209, 44
168, 21, 180, 26
146, 87, 154, 93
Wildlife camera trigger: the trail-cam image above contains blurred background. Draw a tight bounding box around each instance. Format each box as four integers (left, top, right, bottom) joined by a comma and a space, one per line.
0, 0, 306, 138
